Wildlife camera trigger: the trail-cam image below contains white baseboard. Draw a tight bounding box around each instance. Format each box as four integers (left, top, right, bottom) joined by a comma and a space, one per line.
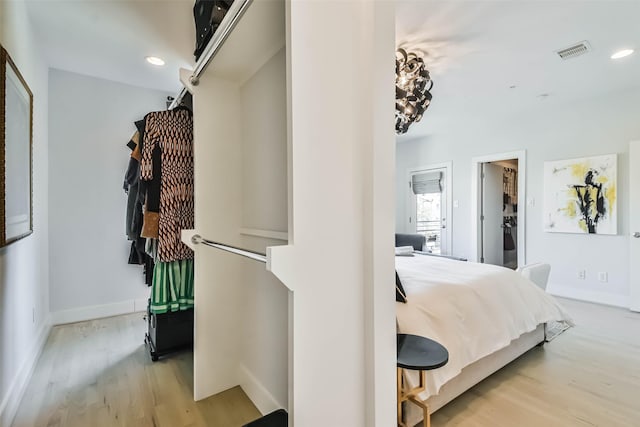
547, 283, 628, 308
52, 298, 148, 325
238, 364, 284, 416
0, 314, 52, 427
133, 298, 149, 313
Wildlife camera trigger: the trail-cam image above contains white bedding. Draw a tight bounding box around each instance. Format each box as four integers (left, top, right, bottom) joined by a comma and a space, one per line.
396, 255, 573, 400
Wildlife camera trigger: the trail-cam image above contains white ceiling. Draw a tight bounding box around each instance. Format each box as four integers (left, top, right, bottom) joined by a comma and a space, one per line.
23, 0, 640, 124
396, 0, 640, 140
26, 0, 196, 93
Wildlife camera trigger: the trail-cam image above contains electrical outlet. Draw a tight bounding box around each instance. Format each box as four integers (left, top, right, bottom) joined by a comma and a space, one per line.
577, 270, 586, 280
598, 272, 608, 283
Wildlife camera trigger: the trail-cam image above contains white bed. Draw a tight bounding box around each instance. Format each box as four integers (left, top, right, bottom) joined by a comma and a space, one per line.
396, 254, 572, 425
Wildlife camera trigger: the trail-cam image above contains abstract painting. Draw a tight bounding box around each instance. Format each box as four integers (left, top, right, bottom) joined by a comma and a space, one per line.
544, 154, 617, 235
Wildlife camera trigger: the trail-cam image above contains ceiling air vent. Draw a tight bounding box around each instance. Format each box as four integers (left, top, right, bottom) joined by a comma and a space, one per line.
556, 41, 592, 60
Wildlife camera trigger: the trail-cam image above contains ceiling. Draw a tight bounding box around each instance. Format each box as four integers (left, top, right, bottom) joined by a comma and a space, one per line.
396, 0, 640, 140
24, 1, 640, 124
26, 0, 195, 93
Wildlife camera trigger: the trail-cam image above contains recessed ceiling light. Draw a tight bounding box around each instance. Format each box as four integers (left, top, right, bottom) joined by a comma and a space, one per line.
145, 56, 165, 66
611, 49, 634, 60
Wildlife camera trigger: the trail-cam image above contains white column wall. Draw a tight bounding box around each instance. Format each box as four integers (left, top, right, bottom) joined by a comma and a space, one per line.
268, 1, 396, 425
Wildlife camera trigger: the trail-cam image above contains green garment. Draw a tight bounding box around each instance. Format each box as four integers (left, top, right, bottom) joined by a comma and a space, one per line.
150, 259, 194, 314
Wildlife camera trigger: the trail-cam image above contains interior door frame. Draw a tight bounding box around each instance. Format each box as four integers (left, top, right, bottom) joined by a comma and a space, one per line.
630, 141, 640, 312
406, 161, 453, 255
471, 150, 526, 266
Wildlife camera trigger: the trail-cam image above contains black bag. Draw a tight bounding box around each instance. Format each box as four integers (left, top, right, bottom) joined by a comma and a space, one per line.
504, 227, 515, 251
193, 0, 234, 60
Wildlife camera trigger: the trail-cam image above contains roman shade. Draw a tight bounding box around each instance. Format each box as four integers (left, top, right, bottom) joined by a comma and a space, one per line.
411, 171, 442, 195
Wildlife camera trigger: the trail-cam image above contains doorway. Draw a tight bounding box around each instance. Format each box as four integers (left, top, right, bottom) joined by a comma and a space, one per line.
407, 162, 452, 255
471, 151, 526, 268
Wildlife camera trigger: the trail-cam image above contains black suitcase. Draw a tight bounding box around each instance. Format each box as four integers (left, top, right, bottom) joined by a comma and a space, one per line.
193, 0, 234, 60
145, 299, 194, 361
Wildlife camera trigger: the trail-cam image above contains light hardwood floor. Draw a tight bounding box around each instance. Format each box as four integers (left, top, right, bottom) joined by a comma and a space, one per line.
11, 314, 261, 427
431, 298, 640, 427
11, 298, 640, 427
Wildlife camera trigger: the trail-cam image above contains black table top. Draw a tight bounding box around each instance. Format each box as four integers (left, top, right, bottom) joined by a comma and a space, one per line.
397, 334, 449, 371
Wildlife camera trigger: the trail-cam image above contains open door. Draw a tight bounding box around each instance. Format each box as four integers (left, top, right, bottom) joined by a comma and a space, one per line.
481, 163, 504, 265
631, 141, 640, 312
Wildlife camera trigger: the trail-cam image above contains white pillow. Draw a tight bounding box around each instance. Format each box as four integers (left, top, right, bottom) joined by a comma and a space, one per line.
395, 246, 414, 256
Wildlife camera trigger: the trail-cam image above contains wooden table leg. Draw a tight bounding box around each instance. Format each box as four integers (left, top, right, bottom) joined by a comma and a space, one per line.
397, 367, 405, 426
408, 395, 430, 427
398, 369, 430, 427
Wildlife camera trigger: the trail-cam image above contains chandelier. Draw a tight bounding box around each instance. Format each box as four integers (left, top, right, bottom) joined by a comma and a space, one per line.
395, 49, 433, 134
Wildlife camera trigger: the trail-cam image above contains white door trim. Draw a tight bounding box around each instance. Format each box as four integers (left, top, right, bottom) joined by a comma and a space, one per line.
471, 151, 526, 266
630, 141, 640, 312
406, 161, 453, 255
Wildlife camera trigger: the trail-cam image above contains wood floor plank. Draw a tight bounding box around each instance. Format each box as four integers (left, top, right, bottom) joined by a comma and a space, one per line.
431, 298, 640, 426
13, 297, 640, 426
11, 314, 261, 427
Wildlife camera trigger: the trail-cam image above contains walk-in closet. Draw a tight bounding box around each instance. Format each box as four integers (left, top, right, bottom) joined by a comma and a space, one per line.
172, 0, 398, 425
181, 0, 290, 410
1, 0, 398, 425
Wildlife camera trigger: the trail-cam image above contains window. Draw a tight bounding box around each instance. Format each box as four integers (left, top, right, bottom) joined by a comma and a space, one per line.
409, 167, 449, 255
416, 192, 442, 254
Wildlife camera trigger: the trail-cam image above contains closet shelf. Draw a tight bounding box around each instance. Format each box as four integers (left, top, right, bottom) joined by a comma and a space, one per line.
170, 0, 285, 108
240, 227, 288, 241
170, 0, 251, 108
191, 234, 267, 263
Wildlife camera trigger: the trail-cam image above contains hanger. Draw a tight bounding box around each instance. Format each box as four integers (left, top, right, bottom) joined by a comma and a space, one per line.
172, 103, 193, 116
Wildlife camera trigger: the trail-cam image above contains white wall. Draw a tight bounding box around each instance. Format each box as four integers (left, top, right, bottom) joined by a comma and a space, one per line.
48, 69, 169, 323
238, 47, 288, 412
241, 48, 288, 234
397, 86, 640, 307
0, 2, 51, 425
189, 29, 288, 413
268, 1, 397, 425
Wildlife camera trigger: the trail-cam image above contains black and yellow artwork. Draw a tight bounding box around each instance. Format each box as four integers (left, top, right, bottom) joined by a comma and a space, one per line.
544, 154, 617, 235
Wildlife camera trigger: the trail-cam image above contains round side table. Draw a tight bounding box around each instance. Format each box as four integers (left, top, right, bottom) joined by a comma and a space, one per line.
397, 334, 449, 427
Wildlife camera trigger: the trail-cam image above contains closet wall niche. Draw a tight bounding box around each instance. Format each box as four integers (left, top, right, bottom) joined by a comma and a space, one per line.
181, 0, 397, 424
188, 0, 289, 414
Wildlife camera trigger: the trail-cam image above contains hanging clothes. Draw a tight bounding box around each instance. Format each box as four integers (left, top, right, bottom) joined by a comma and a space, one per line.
123, 129, 155, 285
150, 259, 195, 314
140, 109, 195, 262
124, 132, 140, 240
503, 225, 515, 250
503, 168, 518, 204
123, 131, 146, 264
136, 117, 161, 240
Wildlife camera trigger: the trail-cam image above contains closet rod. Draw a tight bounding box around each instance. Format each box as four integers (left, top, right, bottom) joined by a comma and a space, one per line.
191, 234, 267, 264
169, 0, 253, 109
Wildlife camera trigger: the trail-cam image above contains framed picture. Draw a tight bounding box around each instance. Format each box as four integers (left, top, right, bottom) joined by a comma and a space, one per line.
543, 154, 617, 235
1, 44, 33, 247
